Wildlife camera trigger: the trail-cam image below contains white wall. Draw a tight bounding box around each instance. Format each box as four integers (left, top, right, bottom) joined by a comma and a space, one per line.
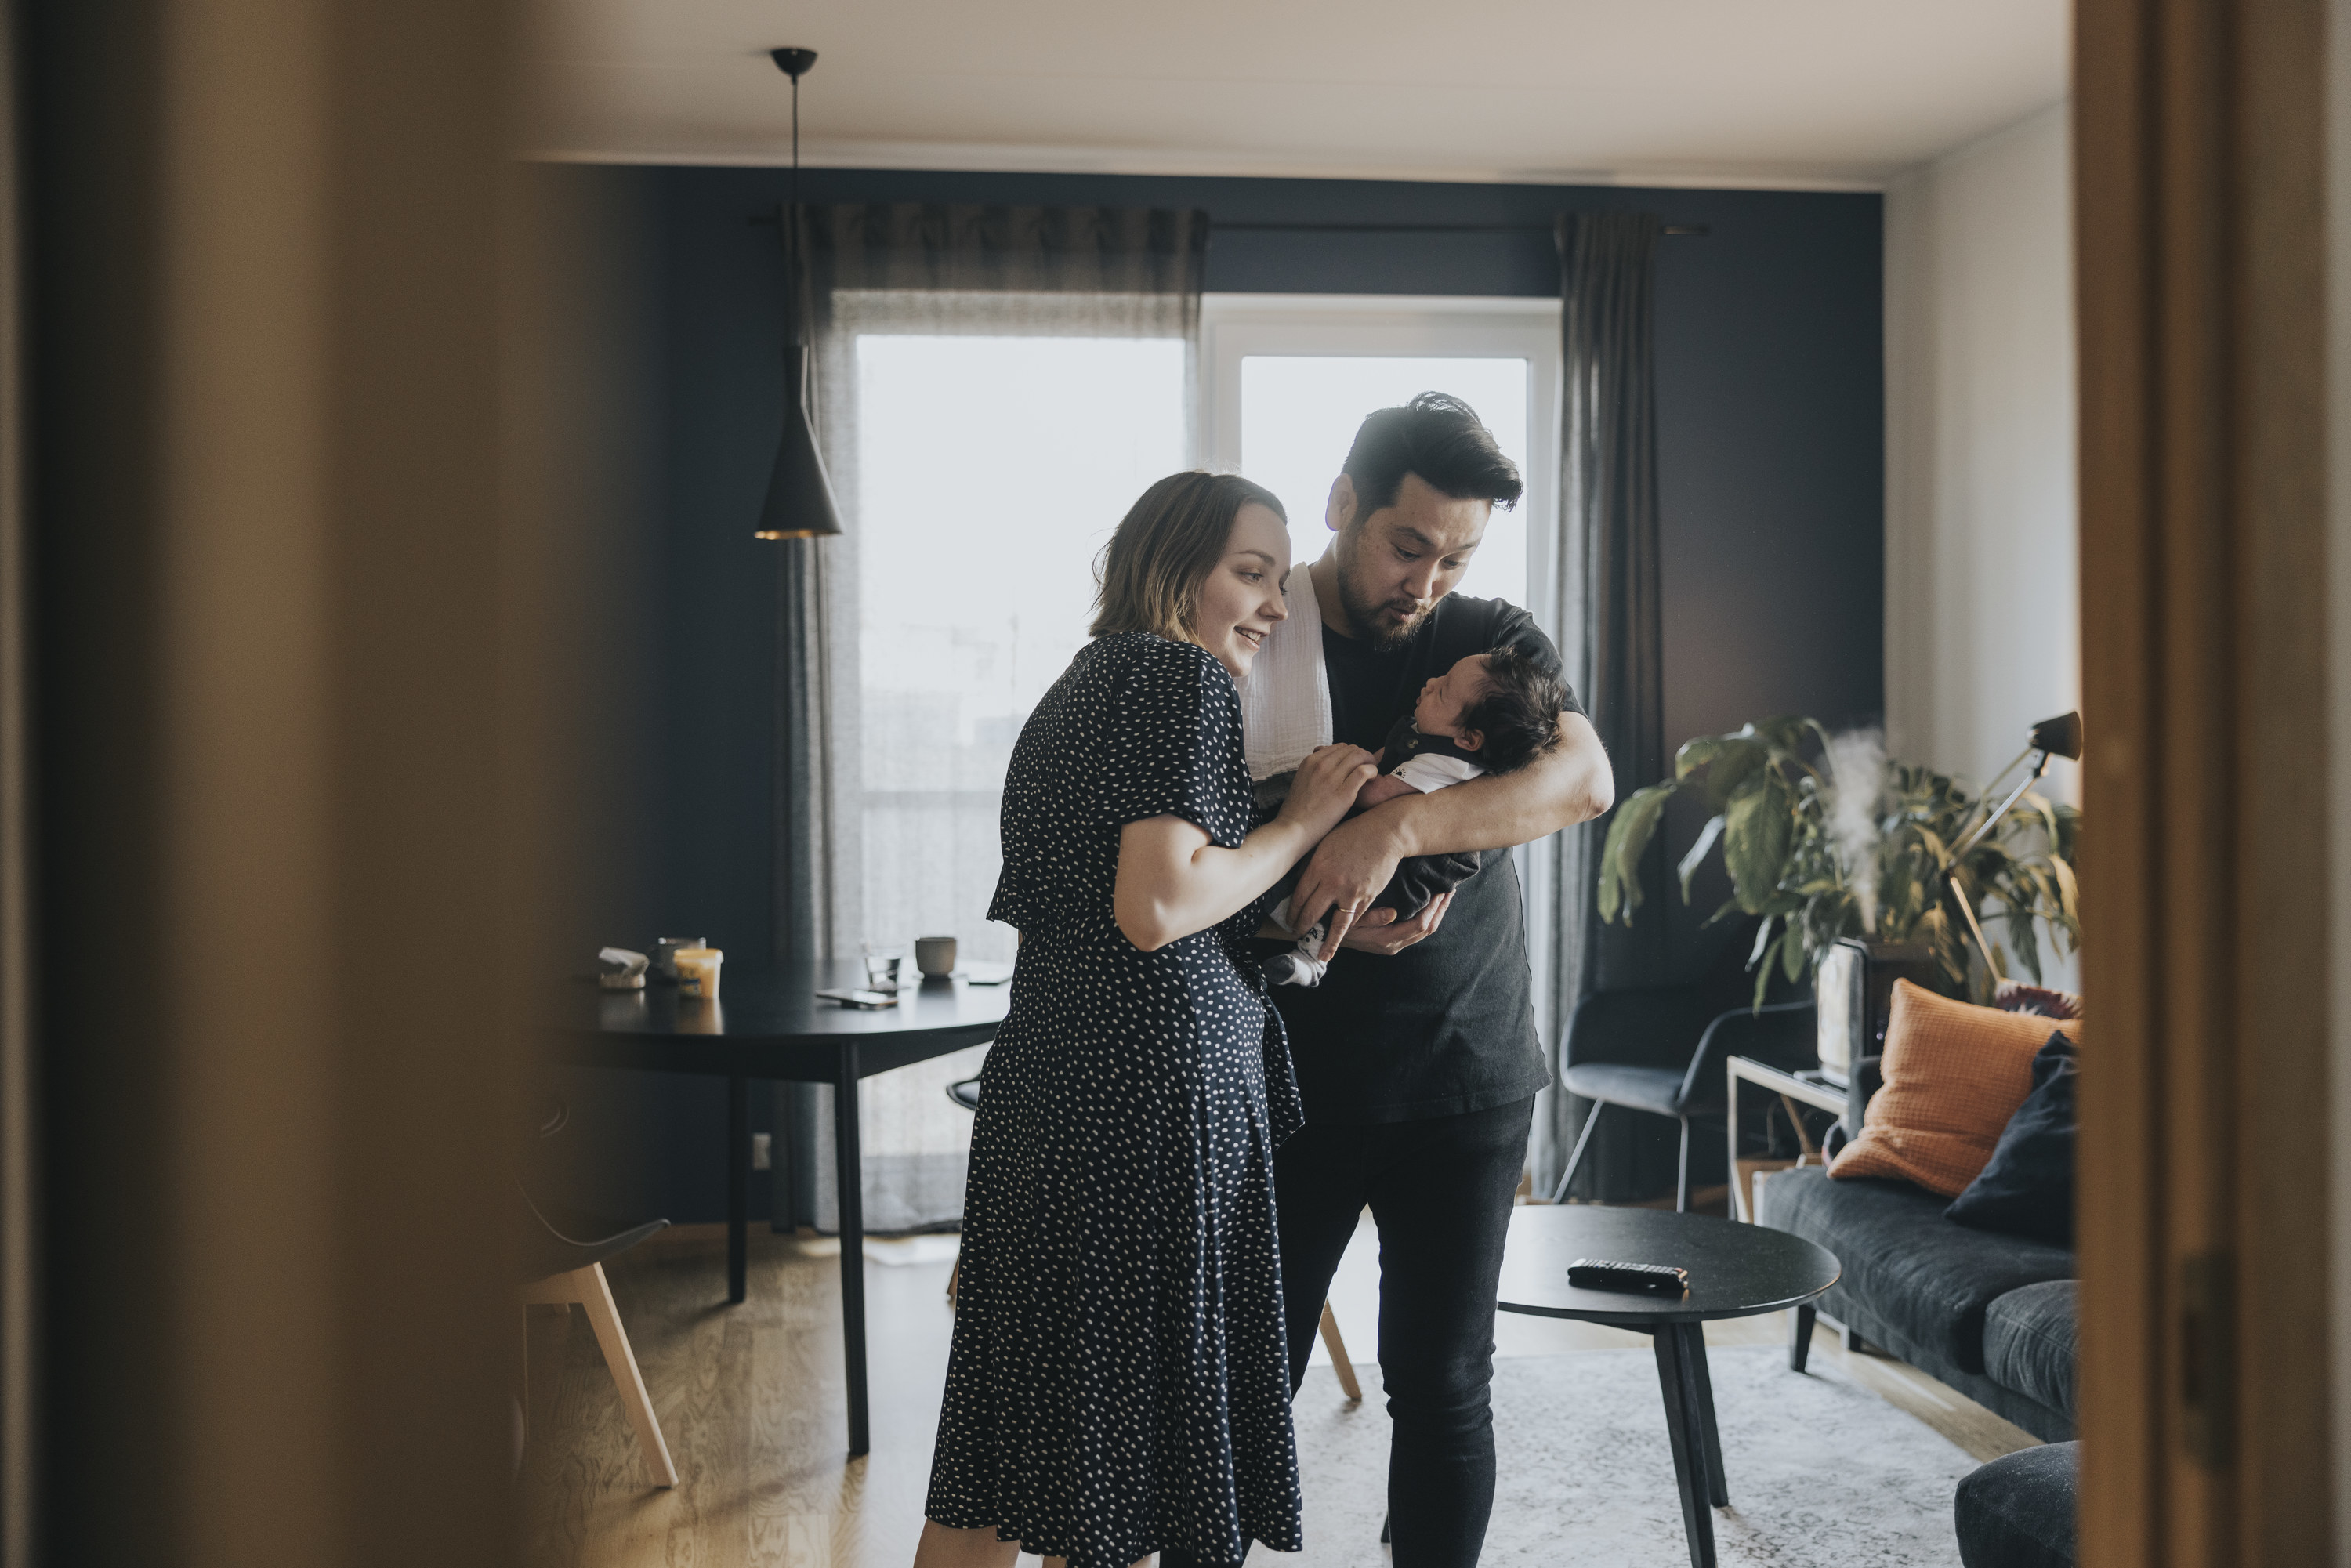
1883, 103, 2080, 808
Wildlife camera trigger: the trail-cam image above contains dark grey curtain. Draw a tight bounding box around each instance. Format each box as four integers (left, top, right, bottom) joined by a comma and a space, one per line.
1532, 212, 1671, 1200
773, 205, 1207, 1233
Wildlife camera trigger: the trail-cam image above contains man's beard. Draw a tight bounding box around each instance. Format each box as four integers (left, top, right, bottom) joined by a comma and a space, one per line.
1336, 556, 1434, 651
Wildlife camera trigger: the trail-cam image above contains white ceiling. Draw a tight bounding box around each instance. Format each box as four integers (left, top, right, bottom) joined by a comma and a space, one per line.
521, 1, 2069, 189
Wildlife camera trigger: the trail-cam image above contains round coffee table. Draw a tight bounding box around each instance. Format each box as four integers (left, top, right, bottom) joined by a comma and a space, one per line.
1496, 1206, 1839, 1568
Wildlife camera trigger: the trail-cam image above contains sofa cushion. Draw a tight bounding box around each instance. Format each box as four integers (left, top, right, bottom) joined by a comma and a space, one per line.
1833, 980, 2082, 1196
1955, 1442, 2078, 1568
1984, 1281, 2078, 1419
1947, 1034, 2078, 1245
1757, 1164, 2073, 1374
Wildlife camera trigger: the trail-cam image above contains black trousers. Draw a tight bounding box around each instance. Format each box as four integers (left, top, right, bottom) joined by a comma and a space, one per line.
1274, 1095, 1534, 1568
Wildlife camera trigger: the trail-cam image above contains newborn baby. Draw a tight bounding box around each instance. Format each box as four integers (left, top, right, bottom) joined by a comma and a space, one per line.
1262, 643, 1569, 987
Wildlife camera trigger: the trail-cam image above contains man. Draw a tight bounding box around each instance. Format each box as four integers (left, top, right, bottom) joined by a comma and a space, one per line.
1256, 394, 1613, 1567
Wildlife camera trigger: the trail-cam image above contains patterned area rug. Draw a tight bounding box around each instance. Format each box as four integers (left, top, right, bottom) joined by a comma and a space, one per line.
1289, 1345, 1976, 1567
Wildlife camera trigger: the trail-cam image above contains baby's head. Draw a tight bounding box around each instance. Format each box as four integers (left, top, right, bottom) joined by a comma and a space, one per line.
1411, 646, 1570, 773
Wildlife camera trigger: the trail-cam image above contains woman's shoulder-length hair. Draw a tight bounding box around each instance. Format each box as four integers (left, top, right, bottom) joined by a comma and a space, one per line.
1091, 471, 1287, 643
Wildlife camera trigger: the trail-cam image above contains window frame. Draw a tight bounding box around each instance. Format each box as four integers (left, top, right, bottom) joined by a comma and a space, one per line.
1196, 292, 1570, 1027
1196, 292, 1564, 639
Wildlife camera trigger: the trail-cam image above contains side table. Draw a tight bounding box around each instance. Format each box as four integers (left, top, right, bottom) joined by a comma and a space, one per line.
1723, 1056, 1846, 1222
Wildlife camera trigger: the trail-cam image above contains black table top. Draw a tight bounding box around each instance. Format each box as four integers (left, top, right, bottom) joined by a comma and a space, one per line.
1495, 1206, 1838, 1327
549, 960, 1011, 1082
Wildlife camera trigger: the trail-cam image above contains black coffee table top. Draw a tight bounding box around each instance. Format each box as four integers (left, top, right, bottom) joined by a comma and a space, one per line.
1496, 1206, 1838, 1328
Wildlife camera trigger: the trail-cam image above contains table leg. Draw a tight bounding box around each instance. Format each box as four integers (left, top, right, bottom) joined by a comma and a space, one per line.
834, 1045, 871, 1457
1789, 1302, 1817, 1373
1651, 1325, 1717, 1568
727, 1074, 748, 1305
1681, 1324, 1727, 1507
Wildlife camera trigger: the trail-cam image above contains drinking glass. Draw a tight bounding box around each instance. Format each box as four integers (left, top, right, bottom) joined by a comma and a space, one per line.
861, 942, 906, 990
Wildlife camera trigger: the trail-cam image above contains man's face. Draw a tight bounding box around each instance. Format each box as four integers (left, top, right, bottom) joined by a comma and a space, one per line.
1325, 470, 1490, 648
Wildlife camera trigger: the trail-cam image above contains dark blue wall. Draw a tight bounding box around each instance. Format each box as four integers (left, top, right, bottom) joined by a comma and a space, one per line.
541, 163, 1883, 1223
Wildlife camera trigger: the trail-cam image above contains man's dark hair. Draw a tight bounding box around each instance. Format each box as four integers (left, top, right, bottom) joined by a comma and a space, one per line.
1340, 392, 1524, 520
1460, 644, 1568, 773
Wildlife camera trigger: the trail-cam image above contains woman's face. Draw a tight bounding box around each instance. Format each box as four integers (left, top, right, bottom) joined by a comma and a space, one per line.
1189, 502, 1291, 680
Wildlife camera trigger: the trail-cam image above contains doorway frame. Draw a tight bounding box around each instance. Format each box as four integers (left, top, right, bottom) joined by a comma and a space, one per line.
2074, 1, 2333, 1563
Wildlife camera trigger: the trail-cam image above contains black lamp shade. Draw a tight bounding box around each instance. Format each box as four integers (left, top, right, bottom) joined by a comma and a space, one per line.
2030, 711, 2083, 762
755, 346, 842, 540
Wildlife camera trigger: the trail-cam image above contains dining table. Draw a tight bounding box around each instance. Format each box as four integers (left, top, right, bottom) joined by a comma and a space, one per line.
550, 958, 1010, 1455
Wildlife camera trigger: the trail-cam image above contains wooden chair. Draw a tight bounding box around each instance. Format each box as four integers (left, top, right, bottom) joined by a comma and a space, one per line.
944, 1073, 1363, 1402
518, 1186, 678, 1487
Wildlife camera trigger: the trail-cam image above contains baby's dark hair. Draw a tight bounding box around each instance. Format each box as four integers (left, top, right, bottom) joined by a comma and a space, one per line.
1462, 645, 1569, 773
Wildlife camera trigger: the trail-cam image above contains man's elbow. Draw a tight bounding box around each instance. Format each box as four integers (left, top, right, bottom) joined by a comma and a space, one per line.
1576, 758, 1616, 823
1548, 713, 1613, 824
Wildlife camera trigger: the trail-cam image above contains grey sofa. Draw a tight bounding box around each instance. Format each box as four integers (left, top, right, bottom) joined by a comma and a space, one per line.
1756, 1165, 2078, 1568
1756, 1166, 2075, 1440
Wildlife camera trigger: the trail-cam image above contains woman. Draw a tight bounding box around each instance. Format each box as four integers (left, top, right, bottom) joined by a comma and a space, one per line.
915, 473, 1373, 1568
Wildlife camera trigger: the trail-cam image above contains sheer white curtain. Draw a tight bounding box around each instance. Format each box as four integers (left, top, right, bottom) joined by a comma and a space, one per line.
775, 207, 1204, 1231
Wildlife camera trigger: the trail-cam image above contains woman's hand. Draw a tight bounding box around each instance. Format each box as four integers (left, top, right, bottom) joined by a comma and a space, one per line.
1114, 745, 1373, 954
1277, 744, 1378, 838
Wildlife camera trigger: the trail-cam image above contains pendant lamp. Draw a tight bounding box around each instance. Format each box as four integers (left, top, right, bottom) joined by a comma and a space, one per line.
754, 47, 842, 541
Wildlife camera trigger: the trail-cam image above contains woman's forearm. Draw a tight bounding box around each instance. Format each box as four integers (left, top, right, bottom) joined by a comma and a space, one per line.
1114, 813, 1319, 952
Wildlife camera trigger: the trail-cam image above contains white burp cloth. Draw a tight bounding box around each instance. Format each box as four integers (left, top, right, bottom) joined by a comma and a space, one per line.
1241, 564, 1333, 783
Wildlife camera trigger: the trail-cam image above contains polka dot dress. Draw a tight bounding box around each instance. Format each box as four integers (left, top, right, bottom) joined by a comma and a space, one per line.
926, 632, 1306, 1568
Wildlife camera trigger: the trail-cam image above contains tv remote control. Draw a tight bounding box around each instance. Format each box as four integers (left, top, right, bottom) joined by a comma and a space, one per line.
1567, 1258, 1690, 1295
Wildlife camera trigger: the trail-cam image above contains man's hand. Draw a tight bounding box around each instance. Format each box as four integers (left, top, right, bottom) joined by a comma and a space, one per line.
1338, 892, 1453, 956
1290, 813, 1406, 960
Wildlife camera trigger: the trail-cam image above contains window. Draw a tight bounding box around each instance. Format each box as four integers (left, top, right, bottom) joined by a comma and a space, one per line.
1200, 294, 1562, 627
826, 293, 1558, 1232
846, 294, 1561, 965
850, 328, 1189, 963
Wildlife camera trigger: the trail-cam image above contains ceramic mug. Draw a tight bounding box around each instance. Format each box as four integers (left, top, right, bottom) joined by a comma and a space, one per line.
915, 936, 958, 978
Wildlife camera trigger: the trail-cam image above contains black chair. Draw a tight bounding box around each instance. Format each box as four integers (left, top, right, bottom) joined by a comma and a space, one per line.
1550, 988, 1818, 1211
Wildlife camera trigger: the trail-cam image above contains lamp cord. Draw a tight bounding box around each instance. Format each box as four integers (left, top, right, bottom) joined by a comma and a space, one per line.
785, 71, 799, 355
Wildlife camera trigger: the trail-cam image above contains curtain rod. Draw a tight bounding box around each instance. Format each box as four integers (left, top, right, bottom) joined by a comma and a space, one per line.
744, 212, 1708, 235
1213, 221, 1708, 236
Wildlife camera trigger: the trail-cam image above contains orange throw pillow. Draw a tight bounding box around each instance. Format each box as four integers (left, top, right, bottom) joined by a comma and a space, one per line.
1831, 980, 2084, 1197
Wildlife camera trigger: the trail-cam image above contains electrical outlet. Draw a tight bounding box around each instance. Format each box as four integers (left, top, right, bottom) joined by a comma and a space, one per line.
752, 1132, 773, 1171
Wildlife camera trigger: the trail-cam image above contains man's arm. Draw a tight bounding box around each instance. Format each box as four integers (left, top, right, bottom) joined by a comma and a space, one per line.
1291, 710, 1614, 959
1378, 708, 1612, 858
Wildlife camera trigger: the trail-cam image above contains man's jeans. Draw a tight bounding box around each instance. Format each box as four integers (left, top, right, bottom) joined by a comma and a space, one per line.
1273, 1096, 1535, 1568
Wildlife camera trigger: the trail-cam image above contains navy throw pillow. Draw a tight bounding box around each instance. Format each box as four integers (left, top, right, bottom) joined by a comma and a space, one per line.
1944, 1031, 2077, 1246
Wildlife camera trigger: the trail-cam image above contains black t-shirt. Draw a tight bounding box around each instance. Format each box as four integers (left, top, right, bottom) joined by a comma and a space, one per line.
1269, 593, 1586, 1124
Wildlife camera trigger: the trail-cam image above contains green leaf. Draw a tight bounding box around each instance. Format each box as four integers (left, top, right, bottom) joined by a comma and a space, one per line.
2049, 855, 2079, 920
2005, 906, 2043, 983
1782, 920, 1806, 981
1676, 815, 1726, 900
1722, 778, 1794, 912
1749, 715, 1813, 756
1911, 825, 1951, 872
1675, 733, 1773, 811
1596, 781, 1675, 925
1675, 732, 1739, 777
1751, 939, 1778, 1011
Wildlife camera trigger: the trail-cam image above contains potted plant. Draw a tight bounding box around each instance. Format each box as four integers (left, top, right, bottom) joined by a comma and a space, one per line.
1596, 717, 2080, 1006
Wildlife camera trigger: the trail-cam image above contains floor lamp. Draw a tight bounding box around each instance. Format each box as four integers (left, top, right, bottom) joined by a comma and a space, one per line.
1939, 711, 2084, 980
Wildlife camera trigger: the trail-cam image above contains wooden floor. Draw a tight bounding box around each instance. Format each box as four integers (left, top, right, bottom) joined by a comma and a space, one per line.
520, 1219, 2041, 1568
